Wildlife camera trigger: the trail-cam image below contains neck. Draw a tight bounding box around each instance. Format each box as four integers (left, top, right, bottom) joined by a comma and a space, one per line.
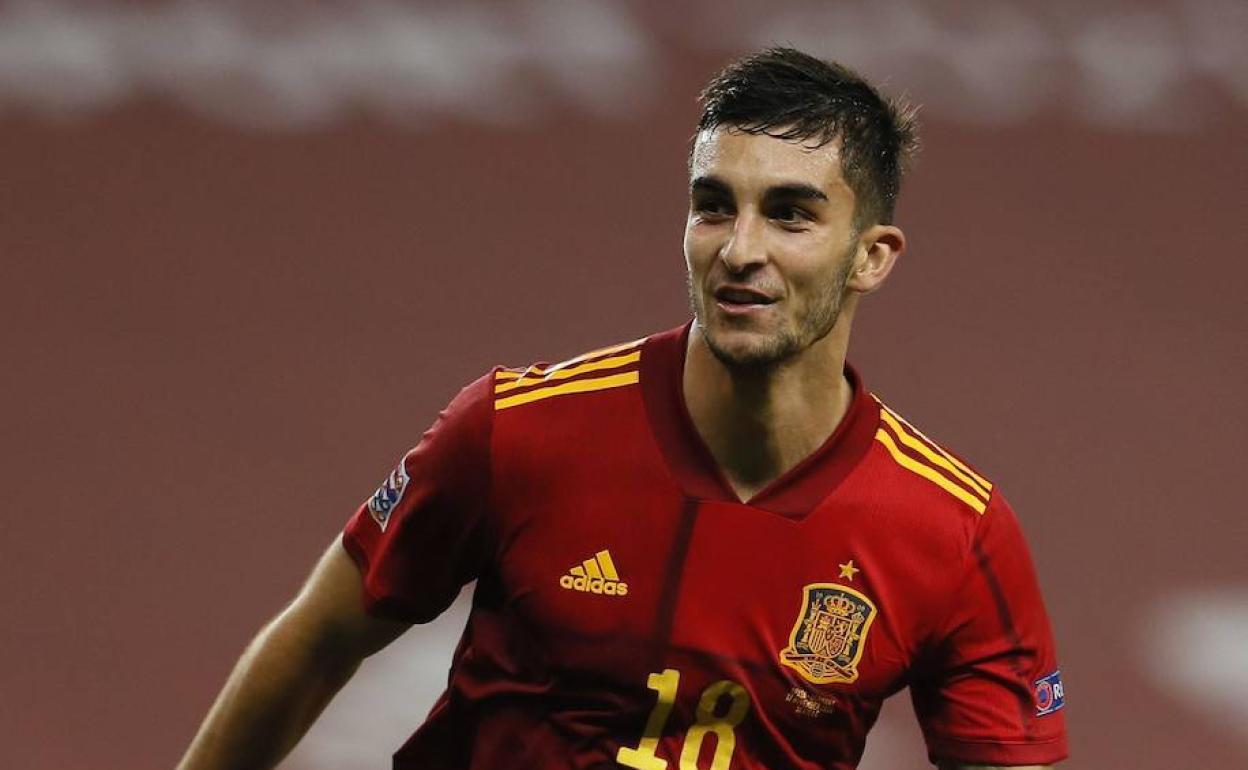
683, 309, 856, 502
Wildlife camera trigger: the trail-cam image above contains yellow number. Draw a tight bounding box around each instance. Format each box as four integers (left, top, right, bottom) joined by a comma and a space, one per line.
617, 671, 752, 770
678, 680, 751, 770
616, 669, 680, 770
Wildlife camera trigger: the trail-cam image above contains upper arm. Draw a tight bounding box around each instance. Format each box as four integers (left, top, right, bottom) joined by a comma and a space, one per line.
339, 372, 496, 624
911, 492, 1068, 767
277, 538, 410, 663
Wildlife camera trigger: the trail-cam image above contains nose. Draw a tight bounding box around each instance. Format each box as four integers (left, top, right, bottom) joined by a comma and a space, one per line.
718, 212, 768, 274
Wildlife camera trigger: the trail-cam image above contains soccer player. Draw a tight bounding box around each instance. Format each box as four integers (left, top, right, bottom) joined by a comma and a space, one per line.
177, 48, 1067, 770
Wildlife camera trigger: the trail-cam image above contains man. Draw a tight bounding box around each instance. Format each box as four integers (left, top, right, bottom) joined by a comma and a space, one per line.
178, 48, 1067, 770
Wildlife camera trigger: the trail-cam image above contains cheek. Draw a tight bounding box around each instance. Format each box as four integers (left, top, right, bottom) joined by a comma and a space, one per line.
774, 255, 844, 308
795, 239, 854, 284
683, 224, 713, 276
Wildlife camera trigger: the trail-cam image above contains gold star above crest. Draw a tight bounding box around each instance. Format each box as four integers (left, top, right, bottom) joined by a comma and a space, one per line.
838, 559, 860, 581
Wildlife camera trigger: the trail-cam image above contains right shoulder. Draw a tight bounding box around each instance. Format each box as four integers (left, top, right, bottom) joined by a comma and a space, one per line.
488, 335, 648, 414
409, 333, 652, 461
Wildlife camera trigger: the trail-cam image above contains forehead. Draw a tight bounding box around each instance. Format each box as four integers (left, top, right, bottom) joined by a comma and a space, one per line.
689, 127, 849, 195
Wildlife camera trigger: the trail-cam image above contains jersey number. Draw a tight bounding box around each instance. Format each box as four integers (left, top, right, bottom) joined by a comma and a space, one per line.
616, 669, 751, 770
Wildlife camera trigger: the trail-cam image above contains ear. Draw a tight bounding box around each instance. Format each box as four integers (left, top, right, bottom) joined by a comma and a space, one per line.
847, 224, 905, 294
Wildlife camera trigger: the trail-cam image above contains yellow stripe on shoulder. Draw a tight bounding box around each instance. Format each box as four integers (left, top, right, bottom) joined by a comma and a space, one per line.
871, 397, 993, 515
494, 350, 640, 394
875, 429, 987, 514
495, 370, 639, 411
493, 336, 646, 411
878, 410, 991, 501
875, 398, 993, 492
495, 337, 645, 381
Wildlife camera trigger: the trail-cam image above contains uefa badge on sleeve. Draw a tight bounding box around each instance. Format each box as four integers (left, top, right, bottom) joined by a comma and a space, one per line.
1033, 670, 1065, 716
367, 458, 410, 532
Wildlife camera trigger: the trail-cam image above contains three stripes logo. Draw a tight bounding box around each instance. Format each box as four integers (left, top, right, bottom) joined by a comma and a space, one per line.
560, 549, 628, 597
493, 338, 644, 411
872, 399, 994, 514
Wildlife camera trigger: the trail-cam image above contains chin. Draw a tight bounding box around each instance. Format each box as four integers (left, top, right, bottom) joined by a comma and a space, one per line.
702, 324, 798, 369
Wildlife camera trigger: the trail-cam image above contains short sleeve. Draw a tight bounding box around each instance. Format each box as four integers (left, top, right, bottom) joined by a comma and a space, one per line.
910, 491, 1069, 766
341, 372, 495, 624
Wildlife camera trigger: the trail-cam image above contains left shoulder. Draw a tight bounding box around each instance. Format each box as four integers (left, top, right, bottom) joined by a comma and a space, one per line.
866, 394, 998, 517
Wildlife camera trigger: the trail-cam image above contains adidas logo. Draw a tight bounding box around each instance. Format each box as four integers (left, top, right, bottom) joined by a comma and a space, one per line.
559, 549, 628, 596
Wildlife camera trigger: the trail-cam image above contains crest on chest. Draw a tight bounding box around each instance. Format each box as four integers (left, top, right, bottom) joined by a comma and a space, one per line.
779, 583, 878, 685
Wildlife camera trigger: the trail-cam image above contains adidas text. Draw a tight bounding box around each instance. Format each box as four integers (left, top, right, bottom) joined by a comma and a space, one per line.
559, 575, 628, 596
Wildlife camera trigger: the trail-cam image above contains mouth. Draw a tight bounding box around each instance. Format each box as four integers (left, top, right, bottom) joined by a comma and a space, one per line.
713, 285, 777, 315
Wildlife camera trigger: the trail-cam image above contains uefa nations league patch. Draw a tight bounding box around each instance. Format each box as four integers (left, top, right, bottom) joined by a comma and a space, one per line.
1033, 670, 1065, 716
367, 458, 410, 532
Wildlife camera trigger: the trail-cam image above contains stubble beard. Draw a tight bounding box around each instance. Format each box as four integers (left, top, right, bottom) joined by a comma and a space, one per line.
688, 252, 854, 371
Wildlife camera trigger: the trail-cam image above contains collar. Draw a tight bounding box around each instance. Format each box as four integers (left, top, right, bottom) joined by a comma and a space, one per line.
640, 321, 878, 518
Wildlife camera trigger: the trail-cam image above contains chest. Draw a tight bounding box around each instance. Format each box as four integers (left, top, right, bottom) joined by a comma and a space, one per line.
487, 445, 963, 710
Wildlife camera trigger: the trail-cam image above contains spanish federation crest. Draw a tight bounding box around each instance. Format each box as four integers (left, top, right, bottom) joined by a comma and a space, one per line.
780, 583, 878, 685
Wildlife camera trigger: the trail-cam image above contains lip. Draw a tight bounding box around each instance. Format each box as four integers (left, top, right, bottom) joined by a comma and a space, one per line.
714, 285, 775, 303
715, 299, 774, 317
712, 285, 778, 316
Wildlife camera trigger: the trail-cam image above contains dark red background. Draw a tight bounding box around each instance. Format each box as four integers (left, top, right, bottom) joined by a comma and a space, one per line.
2, 3, 1245, 768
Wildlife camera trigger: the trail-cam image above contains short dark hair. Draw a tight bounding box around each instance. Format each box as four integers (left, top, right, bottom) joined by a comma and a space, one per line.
696, 47, 919, 227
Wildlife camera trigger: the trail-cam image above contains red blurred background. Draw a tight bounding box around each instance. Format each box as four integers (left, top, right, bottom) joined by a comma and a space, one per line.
2, 2, 1245, 768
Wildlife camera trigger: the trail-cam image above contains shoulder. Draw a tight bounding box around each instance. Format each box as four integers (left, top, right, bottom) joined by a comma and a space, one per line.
864, 393, 997, 518
416, 331, 650, 432
490, 334, 649, 414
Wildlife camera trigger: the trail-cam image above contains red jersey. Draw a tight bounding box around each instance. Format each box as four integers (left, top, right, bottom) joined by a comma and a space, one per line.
342, 323, 1068, 769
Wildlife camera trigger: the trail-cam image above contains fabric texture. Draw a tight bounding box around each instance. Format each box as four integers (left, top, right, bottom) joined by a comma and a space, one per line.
341, 322, 1068, 768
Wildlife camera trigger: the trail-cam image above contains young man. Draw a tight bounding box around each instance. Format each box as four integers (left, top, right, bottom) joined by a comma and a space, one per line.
178, 48, 1067, 770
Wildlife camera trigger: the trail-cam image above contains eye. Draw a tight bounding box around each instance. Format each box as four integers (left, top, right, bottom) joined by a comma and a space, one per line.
692, 196, 733, 220
770, 204, 812, 226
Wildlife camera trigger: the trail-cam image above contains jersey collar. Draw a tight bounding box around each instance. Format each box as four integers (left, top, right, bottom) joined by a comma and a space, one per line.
640, 321, 878, 518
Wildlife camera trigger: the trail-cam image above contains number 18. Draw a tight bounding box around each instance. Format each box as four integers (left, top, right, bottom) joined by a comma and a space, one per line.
616, 669, 751, 770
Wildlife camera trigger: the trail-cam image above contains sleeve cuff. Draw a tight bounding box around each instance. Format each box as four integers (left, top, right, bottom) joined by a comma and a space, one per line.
339, 529, 435, 623
927, 732, 1068, 766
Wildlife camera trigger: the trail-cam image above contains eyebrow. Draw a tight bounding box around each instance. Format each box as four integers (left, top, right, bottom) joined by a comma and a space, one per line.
766, 183, 829, 203
690, 176, 731, 196
690, 175, 828, 203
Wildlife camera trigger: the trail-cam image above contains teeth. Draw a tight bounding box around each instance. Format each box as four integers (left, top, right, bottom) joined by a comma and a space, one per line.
719, 291, 768, 304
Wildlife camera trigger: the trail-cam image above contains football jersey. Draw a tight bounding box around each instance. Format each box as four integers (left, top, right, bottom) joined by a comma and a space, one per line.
342, 323, 1068, 769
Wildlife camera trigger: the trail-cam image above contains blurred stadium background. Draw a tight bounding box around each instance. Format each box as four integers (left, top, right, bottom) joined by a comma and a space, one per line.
1, 1, 1245, 767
